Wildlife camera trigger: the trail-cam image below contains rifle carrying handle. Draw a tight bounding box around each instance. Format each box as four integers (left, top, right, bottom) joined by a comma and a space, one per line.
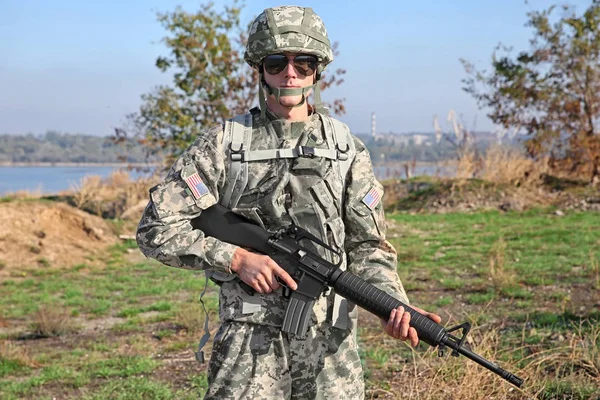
333, 271, 447, 347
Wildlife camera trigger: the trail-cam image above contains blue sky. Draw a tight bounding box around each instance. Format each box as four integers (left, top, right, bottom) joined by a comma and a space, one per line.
0, 0, 591, 136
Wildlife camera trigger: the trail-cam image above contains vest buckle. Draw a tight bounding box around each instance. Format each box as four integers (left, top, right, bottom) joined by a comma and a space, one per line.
229, 142, 245, 161
299, 146, 316, 158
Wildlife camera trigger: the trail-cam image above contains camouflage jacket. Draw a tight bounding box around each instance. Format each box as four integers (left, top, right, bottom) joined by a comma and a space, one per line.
136, 108, 409, 329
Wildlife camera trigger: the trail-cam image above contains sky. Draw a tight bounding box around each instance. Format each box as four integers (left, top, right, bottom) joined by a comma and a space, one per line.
0, 0, 592, 136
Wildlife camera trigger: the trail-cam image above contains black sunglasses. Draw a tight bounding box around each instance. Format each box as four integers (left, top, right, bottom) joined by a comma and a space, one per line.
263, 54, 319, 76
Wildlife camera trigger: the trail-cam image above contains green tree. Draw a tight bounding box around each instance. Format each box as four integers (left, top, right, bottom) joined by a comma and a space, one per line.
462, 1, 600, 184
118, 1, 346, 164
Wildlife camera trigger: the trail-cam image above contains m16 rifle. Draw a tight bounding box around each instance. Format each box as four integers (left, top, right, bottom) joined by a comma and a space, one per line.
191, 204, 524, 388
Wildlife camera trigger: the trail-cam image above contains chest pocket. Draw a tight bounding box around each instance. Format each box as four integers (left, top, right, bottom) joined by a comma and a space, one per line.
290, 156, 329, 178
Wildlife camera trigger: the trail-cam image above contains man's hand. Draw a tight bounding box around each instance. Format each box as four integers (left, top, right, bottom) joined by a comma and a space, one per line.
380, 305, 442, 346
230, 247, 297, 294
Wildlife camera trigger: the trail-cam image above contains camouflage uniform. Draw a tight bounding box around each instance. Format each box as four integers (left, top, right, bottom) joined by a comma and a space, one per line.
136, 6, 409, 400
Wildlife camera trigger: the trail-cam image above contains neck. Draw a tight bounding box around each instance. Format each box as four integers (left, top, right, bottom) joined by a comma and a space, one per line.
265, 97, 310, 121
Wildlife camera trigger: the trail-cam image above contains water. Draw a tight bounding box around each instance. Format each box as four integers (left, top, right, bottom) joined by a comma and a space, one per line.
0, 164, 455, 196
373, 164, 455, 180
0, 166, 152, 195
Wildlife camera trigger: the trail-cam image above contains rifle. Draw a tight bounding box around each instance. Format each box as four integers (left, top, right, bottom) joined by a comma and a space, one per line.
191, 204, 524, 388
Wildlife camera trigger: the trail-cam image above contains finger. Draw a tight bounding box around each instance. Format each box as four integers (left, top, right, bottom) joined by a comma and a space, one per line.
256, 278, 271, 294
386, 308, 397, 335
270, 279, 281, 291
272, 264, 298, 290
409, 327, 419, 347
264, 273, 280, 291
379, 318, 388, 330
252, 282, 264, 294
392, 307, 403, 338
400, 310, 411, 339
429, 313, 442, 324
411, 306, 442, 324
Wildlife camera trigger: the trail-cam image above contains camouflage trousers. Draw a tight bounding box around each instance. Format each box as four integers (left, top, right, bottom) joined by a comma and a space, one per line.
203, 321, 365, 399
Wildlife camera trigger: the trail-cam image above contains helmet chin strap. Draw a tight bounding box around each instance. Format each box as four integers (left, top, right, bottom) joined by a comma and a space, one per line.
258, 73, 327, 118
259, 76, 315, 118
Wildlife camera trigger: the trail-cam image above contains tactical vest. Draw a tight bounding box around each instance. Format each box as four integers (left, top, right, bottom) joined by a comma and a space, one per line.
199, 109, 352, 324
196, 109, 358, 362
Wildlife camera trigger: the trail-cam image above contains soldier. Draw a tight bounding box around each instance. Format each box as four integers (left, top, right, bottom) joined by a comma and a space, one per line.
137, 5, 441, 399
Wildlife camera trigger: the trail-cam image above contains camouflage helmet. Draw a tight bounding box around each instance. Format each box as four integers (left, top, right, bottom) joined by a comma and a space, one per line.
244, 6, 334, 70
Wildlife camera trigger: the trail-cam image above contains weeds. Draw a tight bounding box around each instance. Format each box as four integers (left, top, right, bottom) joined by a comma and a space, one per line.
175, 303, 207, 333
488, 237, 517, 290
71, 175, 104, 214
523, 321, 600, 382
481, 145, 549, 187
0, 341, 39, 375
30, 305, 78, 337
69, 170, 158, 219
591, 251, 599, 290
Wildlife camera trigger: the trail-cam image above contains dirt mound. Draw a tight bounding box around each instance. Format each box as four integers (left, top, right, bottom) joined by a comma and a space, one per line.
0, 201, 118, 275
384, 178, 600, 213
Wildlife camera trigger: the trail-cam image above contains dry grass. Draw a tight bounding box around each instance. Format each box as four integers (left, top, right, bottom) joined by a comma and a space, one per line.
69, 169, 159, 219
453, 144, 550, 188
455, 149, 480, 180
2, 186, 44, 199
522, 321, 600, 390
380, 320, 600, 399
591, 251, 599, 291
175, 303, 215, 334
481, 145, 549, 186
384, 327, 527, 400
488, 237, 516, 289
30, 305, 78, 337
0, 340, 40, 368
71, 175, 104, 213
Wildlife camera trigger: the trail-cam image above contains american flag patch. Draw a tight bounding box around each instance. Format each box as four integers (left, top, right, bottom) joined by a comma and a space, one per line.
362, 186, 383, 210
183, 172, 209, 199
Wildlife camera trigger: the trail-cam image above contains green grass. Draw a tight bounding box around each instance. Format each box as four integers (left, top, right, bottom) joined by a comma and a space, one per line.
0, 359, 29, 378
81, 377, 175, 400
1, 206, 599, 399
392, 209, 600, 287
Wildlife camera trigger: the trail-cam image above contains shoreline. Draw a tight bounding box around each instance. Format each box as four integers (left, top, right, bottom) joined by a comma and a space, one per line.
0, 162, 159, 168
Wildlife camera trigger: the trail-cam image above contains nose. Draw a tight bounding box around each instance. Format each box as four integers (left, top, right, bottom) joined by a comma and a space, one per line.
283, 58, 297, 78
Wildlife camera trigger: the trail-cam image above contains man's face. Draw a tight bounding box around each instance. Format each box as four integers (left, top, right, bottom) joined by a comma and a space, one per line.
262, 52, 318, 107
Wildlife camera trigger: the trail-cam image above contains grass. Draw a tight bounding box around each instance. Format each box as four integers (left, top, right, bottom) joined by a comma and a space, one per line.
390, 208, 599, 289
1, 207, 599, 399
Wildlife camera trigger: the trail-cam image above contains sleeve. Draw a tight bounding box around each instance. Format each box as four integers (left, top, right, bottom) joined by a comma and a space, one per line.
135, 125, 239, 275
343, 136, 410, 304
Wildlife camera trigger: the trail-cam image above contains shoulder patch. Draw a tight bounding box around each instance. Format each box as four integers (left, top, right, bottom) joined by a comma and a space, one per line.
181, 164, 209, 200
362, 185, 383, 210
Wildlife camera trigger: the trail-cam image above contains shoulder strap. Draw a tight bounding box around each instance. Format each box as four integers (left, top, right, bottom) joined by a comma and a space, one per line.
196, 112, 254, 363
221, 112, 253, 209
324, 115, 356, 185
322, 114, 357, 330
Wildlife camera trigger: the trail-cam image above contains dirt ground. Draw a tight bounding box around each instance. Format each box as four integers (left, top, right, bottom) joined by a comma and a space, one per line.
0, 201, 119, 276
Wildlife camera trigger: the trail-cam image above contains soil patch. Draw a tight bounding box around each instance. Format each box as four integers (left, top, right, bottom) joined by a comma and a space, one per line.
0, 201, 118, 275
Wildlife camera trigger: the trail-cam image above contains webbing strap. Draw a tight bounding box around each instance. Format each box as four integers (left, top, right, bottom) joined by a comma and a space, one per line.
323, 115, 356, 330
266, 9, 279, 36
243, 146, 338, 161
194, 273, 212, 363
221, 112, 252, 208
